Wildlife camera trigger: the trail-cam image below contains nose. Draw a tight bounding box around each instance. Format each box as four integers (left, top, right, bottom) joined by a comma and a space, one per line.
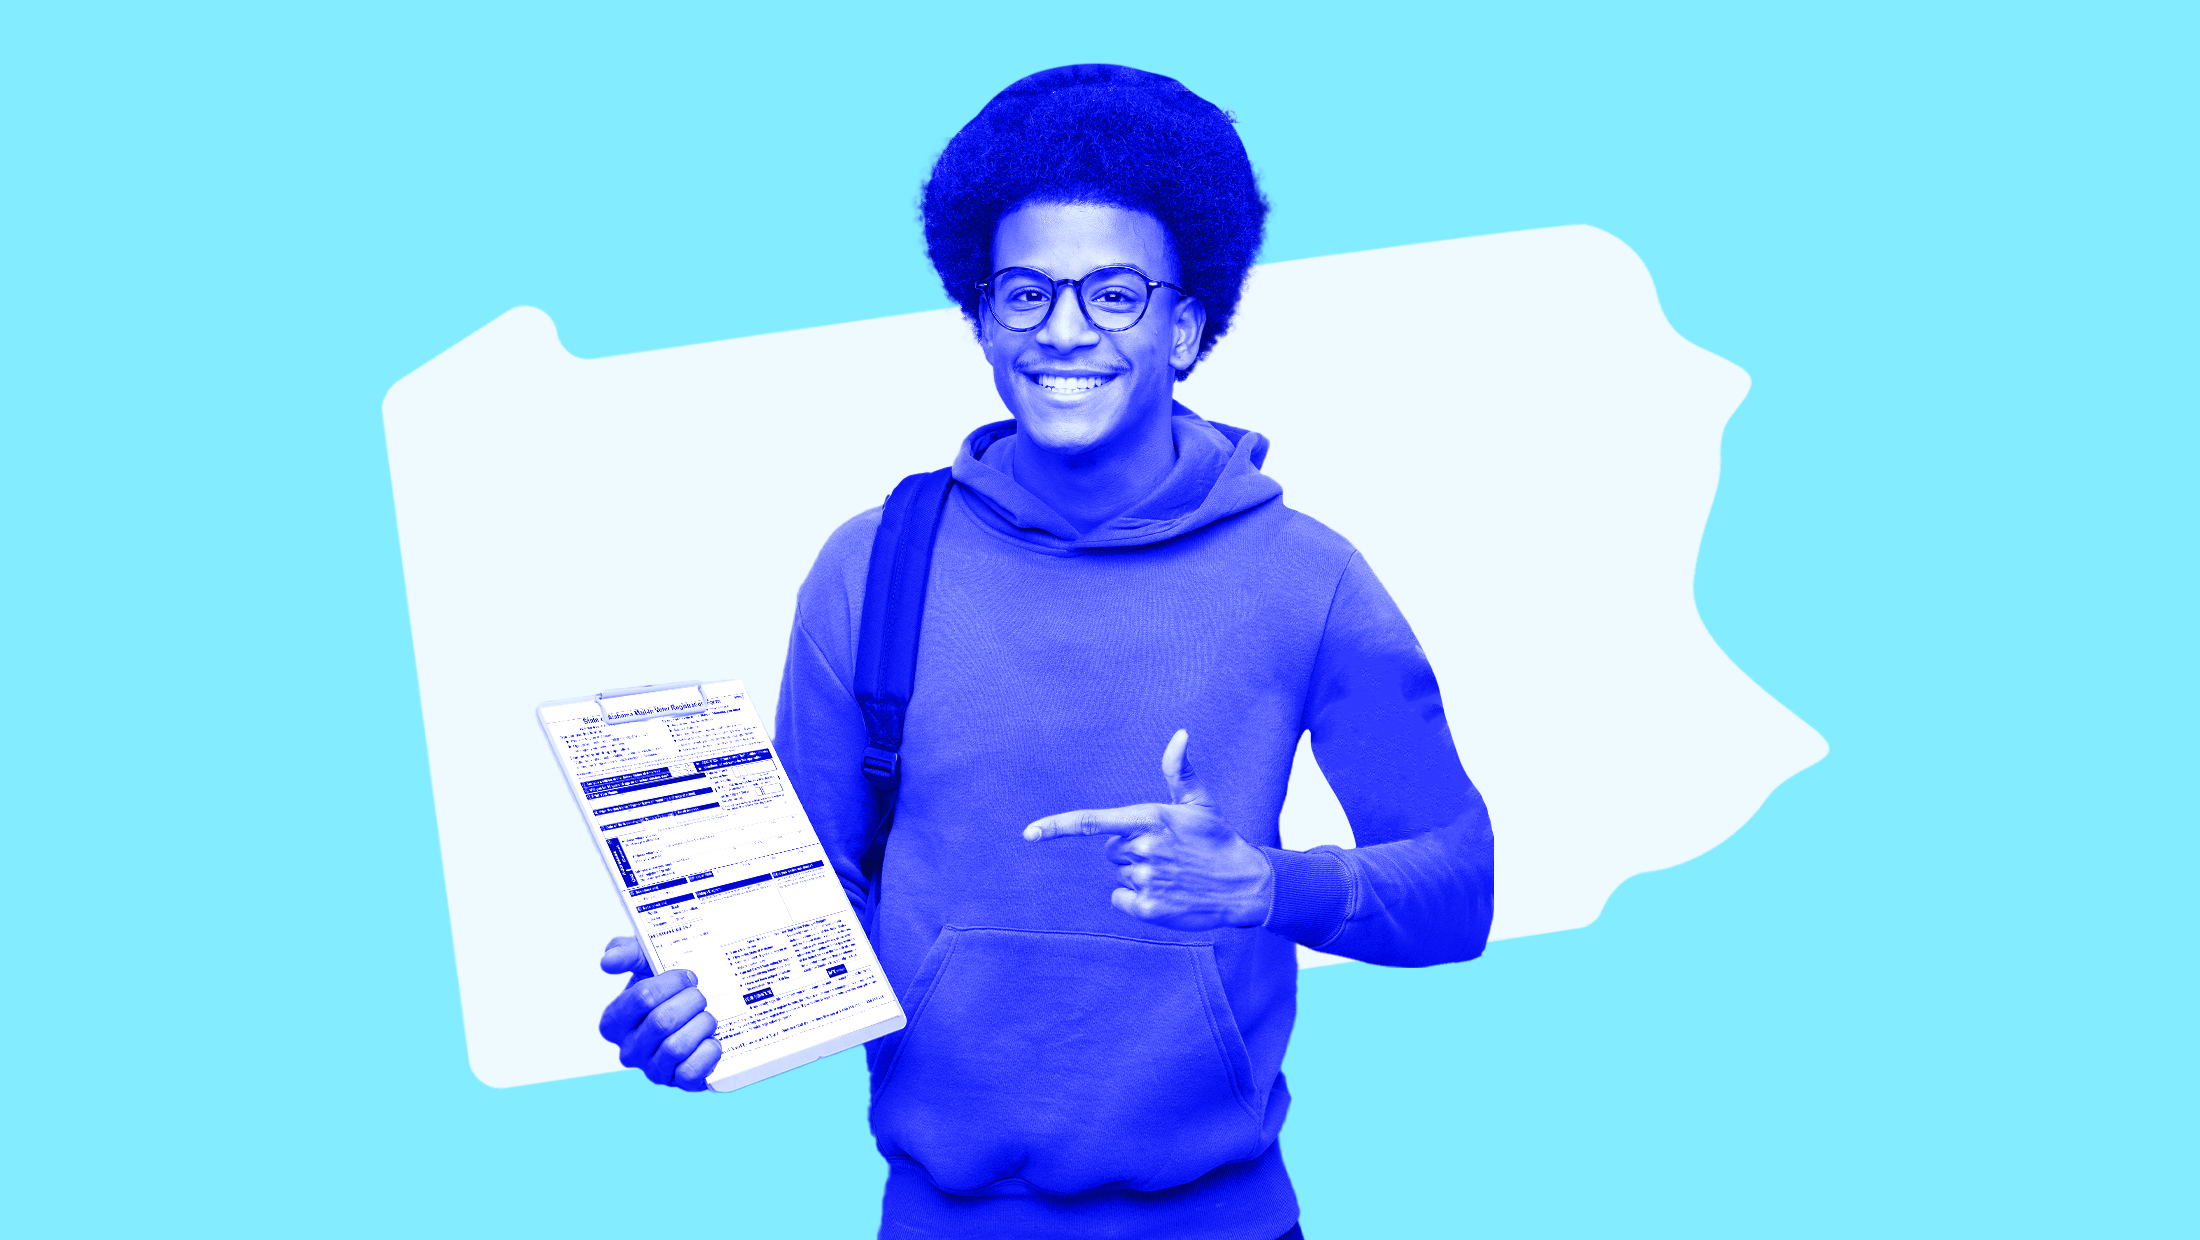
1034, 280, 1102, 350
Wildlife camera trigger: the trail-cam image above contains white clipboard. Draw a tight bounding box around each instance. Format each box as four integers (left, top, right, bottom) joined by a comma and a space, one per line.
537, 679, 903, 1091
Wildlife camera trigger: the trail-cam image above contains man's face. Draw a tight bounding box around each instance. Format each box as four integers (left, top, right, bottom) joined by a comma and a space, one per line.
979, 201, 1206, 457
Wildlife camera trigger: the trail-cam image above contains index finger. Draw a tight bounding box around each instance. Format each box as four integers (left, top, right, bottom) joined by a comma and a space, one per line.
598, 969, 699, 1042
1023, 804, 1168, 842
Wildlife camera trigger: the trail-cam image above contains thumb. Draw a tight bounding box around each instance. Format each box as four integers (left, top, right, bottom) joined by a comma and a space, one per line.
600, 936, 654, 984
1161, 729, 1215, 810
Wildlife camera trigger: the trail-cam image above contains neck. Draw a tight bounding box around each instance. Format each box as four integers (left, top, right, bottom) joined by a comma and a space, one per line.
1010, 401, 1179, 537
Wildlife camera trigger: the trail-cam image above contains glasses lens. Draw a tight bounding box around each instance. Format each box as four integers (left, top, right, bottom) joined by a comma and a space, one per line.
989, 269, 1054, 329
1081, 267, 1152, 330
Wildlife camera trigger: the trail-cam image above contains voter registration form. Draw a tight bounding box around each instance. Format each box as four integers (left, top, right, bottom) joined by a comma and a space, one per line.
538, 680, 902, 1091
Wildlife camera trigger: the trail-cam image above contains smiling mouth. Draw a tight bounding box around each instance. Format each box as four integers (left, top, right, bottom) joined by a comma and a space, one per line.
1025, 373, 1118, 395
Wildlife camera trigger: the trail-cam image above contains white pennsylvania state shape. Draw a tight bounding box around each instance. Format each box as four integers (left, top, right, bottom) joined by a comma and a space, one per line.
384, 225, 1826, 1088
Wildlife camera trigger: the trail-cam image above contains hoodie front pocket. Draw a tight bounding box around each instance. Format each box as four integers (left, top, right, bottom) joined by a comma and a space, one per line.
869, 926, 1267, 1195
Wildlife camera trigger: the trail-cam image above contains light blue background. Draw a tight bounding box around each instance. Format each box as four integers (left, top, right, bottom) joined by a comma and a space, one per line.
4, 4, 2188, 1235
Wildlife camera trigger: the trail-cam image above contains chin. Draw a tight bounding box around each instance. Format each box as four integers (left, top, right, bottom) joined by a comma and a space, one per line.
1015, 415, 1115, 457
1007, 392, 1128, 455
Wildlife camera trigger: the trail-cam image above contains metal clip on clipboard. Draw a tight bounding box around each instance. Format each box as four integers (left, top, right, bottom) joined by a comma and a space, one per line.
592, 681, 712, 726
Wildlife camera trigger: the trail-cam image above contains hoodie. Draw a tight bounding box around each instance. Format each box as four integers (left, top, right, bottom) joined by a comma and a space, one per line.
774, 407, 1495, 1240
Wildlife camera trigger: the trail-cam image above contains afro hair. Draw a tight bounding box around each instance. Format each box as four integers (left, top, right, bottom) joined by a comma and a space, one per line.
921, 64, 1268, 377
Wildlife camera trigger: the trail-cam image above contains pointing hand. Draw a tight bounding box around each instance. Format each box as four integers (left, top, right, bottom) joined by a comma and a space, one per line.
1023, 730, 1274, 931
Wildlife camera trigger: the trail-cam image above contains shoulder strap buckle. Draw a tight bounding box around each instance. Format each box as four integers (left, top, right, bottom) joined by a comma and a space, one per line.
861, 745, 902, 788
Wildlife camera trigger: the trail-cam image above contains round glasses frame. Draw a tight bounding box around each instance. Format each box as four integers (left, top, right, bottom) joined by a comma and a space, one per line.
975, 265, 1193, 333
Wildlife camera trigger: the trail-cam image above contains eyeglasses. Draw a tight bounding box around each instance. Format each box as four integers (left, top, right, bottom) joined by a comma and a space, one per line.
976, 265, 1192, 333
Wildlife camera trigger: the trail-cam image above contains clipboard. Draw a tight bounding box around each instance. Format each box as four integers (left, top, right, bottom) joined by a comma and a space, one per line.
537, 679, 904, 1091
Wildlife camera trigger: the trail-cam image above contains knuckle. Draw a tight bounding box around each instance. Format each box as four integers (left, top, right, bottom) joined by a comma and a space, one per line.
648, 1044, 681, 1080
601, 1001, 636, 1035
602, 997, 640, 1036
676, 1045, 719, 1090
647, 998, 687, 1036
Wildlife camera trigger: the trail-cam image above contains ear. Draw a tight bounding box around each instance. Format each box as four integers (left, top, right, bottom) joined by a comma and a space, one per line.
1169, 293, 1208, 373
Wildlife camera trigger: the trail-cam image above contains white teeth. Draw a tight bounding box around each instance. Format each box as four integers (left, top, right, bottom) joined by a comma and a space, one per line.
1032, 374, 1112, 393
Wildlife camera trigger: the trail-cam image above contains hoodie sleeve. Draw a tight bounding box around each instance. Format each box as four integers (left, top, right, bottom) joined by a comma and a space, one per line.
772, 514, 883, 927
1257, 552, 1496, 967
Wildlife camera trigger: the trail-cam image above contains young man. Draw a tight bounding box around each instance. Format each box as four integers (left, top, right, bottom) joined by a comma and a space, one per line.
598, 65, 1494, 1240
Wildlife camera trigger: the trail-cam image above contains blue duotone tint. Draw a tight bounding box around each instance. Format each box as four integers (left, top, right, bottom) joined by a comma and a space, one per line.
777, 412, 1492, 1236
2, 3, 2189, 1238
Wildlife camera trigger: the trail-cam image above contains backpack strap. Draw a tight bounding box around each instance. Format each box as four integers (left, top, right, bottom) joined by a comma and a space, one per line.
852, 467, 954, 884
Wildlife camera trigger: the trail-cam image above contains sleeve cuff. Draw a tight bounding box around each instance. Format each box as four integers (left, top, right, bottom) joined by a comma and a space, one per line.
1259, 845, 1352, 947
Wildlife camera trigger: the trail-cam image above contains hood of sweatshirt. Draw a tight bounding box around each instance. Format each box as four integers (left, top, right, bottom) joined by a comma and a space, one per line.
948, 402, 1283, 552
